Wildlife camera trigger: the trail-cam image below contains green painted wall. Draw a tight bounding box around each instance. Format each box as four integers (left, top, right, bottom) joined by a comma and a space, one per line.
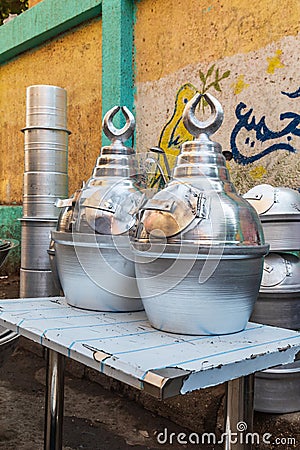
0, 206, 22, 275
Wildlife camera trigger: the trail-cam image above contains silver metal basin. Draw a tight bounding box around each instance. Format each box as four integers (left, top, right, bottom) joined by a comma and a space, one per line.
0, 239, 18, 267
254, 360, 300, 413
251, 292, 300, 329
0, 330, 18, 366
134, 244, 267, 335
52, 231, 142, 312
251, 253, 300, 329
244, 184, 300, 251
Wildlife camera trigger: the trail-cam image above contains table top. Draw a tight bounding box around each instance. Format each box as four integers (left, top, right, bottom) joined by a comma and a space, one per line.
0, 297, 299, 399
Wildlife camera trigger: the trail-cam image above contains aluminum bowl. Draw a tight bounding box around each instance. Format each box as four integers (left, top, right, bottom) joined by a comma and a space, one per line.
251, 252, 300, 329
0, 330, 18, 367
243, 184, 300, 251
52, 231, 142, 312
254, 360, 300, 413
134, 243, 268, 335
0, 239, 19, 267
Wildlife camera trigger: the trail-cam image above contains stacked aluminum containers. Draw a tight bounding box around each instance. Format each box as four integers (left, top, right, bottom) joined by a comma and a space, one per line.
244, 184, 300, 413
20, 85, 69, 297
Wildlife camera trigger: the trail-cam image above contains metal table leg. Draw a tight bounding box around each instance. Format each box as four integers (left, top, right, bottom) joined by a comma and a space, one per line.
44, 349, 65, 450
224, 375, 254, 450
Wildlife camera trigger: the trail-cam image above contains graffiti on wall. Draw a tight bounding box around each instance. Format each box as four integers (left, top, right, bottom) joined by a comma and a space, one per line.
156, 49, 299, 184
230, 88, 300, 165
158, 66, 230, 157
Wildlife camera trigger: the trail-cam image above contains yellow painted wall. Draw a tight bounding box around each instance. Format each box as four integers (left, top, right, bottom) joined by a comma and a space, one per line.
134, 0, 299, 83
0, 18, 102, 204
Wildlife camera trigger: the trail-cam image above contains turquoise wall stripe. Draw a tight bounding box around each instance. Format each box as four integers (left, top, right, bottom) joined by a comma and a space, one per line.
102, 0, 134, 145
0, 0, 103, 65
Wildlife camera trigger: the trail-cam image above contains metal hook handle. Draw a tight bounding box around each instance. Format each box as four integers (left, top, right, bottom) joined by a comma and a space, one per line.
183, 93, 224, 138
150, 146, 172, 181
102, 106, 135, 143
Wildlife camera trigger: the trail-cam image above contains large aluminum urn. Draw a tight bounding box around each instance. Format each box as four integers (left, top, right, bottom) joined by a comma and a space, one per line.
52, 106, 143, 311
133, 93, 269, 335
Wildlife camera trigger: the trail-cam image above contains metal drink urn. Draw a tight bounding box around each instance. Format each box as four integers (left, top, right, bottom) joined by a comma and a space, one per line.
51, 106, 144, 311
133, 93, 269, 335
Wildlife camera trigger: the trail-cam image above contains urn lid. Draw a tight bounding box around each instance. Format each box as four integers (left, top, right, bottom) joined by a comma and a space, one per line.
56, 106, 144, 236
135, 93, 266, 249
243, 184, 300, 219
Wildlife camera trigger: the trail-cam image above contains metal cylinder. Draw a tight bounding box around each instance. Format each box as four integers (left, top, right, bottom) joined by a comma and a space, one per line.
20, 218, 58, 270
26, 85, 67, 129
20, 268, 60, 297
44, 349, 65, 450
23, 172, 68, 197
21, 85, 69, 298
225, 376, 254, 450
23, 196, 60, 219
24, 129, 68, 173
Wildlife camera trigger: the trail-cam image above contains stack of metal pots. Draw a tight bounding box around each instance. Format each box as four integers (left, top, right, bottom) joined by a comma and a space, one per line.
20, 85, 69, 297
51, 106, 144, 312
244, 184, 300, 413
0, 239, 19, 366
132, 93, 269, 335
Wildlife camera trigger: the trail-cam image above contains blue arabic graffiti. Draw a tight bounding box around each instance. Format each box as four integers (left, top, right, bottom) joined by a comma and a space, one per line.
281, 87, 300, 98
230, 90, 300, 165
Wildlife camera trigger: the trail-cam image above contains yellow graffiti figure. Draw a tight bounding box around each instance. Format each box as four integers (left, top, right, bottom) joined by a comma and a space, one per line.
232, 75, 250, 95
267, 49, 285, 74
158, 83, 198, 162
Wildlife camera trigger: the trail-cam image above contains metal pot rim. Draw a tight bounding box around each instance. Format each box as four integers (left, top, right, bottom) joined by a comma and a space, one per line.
52, 230, 132, 250
132, 242, 269, 259
0, 239, 19, 252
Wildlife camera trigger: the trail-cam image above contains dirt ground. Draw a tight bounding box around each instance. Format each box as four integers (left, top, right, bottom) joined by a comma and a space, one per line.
0, 275, 299, 450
